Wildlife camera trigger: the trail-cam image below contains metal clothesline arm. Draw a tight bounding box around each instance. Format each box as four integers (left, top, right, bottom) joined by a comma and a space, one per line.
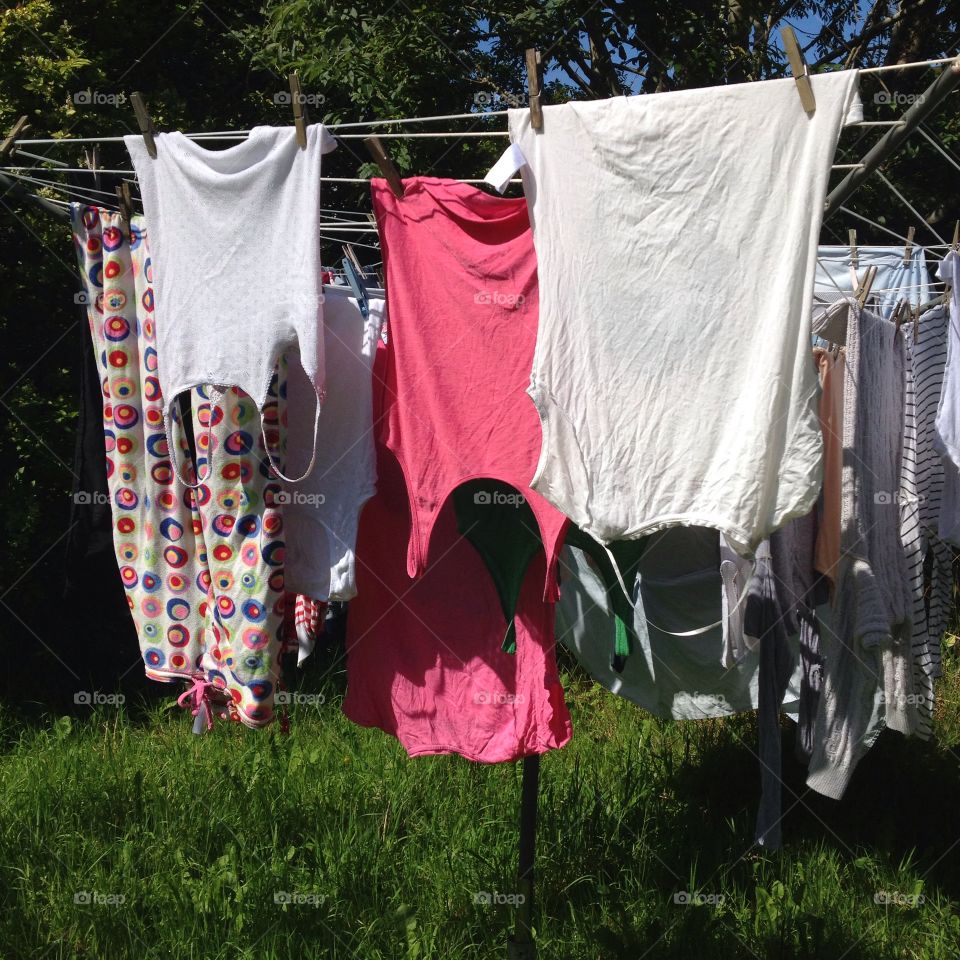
0, 170, 69, 220
824, 55, 960, 219
875, 170, 948, 244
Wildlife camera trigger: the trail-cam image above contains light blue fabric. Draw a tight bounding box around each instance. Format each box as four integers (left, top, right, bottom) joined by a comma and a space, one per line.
815, 245, 932, 320
555, 529, 805, 721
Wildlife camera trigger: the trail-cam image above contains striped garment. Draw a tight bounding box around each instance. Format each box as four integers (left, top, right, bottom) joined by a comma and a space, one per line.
899, 322, 933, 740
807, 304, 916, 800
902, 304, 954, 739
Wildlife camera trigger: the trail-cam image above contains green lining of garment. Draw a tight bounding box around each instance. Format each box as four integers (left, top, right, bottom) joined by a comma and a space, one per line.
452, 481, 543, 653
564, 526, 648, 669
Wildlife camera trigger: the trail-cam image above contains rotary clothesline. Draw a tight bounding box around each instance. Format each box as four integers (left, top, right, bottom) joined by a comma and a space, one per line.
1, 52, 958, 960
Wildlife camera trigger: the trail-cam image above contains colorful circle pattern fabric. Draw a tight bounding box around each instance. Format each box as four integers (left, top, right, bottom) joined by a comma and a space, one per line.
195, 379, 285, 727
71, 204, 286, 729
73, 206, 208, 691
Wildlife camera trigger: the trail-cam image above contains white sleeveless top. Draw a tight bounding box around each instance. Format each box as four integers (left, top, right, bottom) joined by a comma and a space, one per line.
126, 124, 336, 483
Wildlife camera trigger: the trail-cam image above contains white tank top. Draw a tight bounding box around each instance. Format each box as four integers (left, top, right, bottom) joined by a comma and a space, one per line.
126, 124, 337, 484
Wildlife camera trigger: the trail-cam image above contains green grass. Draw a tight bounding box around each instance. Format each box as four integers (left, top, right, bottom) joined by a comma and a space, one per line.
1, 642, 959, 960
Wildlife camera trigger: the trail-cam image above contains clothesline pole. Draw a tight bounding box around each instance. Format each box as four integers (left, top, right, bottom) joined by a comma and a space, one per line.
507, 754, 540, 959
824, 55, 960, 219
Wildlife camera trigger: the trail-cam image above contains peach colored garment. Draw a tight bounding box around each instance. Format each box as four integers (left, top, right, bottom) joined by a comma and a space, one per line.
814, 347, 845, 584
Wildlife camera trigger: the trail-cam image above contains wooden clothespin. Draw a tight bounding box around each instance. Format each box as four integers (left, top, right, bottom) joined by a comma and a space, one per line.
130, 92, 156, 158
848, 229, 858, 270
781, 27, 816, 114
0, 115, 30, 162
288, 71, 308, 149
83, 144, 101, 192
892, 299, 906, 340
364, 135, 404, 198
855, 264, 877, 307
115, 182, 133, 223
902, 225, 915, 265
525, 48, 544, 131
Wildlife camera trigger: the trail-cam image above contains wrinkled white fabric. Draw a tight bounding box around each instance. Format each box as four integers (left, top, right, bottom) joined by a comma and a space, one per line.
126, 125, 336, 479
509, 71, 862, 553
281, 286, 385, 601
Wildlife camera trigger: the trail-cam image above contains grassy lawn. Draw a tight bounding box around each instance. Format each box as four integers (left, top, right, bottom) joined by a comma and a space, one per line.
1, 637, 959, 960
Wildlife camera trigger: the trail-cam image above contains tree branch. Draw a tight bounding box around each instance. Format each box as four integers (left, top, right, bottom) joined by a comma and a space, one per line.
809, 2, 929, 69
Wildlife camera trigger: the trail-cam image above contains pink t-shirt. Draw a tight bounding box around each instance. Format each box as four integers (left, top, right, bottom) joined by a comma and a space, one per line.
371, 177, 568, 599
342, 421, 572, 762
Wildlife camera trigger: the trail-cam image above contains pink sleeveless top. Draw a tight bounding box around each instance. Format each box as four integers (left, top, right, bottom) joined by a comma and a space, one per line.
371, 177, 568, 600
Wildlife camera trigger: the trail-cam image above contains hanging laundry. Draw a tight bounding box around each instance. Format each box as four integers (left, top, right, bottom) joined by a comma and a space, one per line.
369, 177, 568, 611
507, 70, 862, 552
815, 245, 933, 319
343, 441, 572, 763
934, 250, 960, 488
73, 204, 288, 728
556, 528, 781, 719
279, 285, 384, 603
741, 518, 825, 849
902, 302, 955, 738
72, 205, 209, 686
342, 325, 570, 762
64, 289, 126, 598
452, 480, 548, 653
806, 300, 917, 799
125, 125, 337, 486
63, 273, 138, 682
897, 329, 927, 742
718, 538, 755, 669
555, 525, 817, 850
191, 381, 287, 727
812, 342, 845, 587
282, 592, 326, 666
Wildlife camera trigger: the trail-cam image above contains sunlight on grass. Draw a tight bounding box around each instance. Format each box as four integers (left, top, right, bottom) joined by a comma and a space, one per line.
0, 646, 958, 958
